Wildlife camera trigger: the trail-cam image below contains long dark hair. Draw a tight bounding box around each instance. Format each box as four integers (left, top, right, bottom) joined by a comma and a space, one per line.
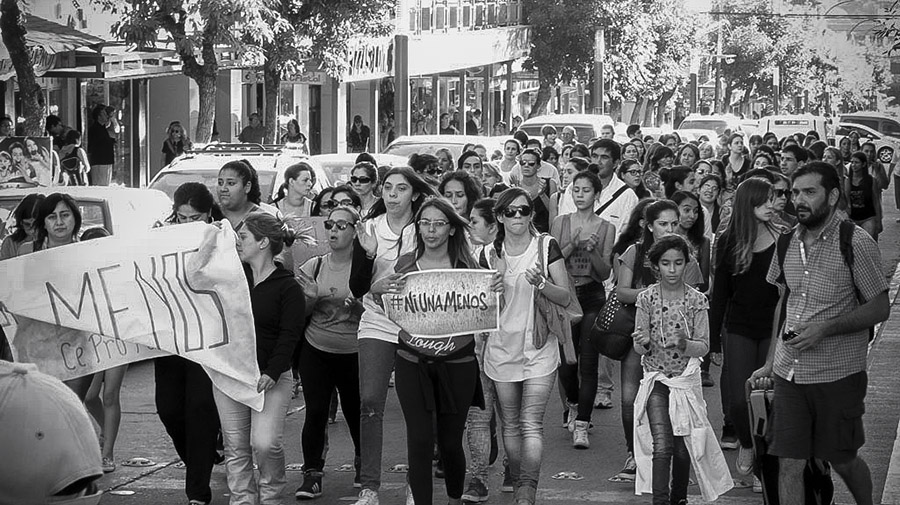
9, 193, 44, 243
671, 190, 705, 251
720, 177, 773, 275
611, 198, 655, 258
438, 170, 481, 217
220, 159, 262, 205
365, 166, 436, 221
311, 187, 335, 217
167, 182, 223, 223
274, 162, 316, 203
660, 166, 694, 199
241, 211, 298, 257
492, 187, 538, 257
413, 198, 475, 268
33, 193, 82, 250
640, 199, 679, 250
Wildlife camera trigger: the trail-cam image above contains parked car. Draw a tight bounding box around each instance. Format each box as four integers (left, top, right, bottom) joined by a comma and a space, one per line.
518, 114, 615, 146
148, 143, 330, 204
677, 114, 744, 136
383, 135, 506, 160
758, 114, 829, 143
840, 112, 900, 140
675, 129, 719, 143
307, 153, 409, 185
836, 122, 899, 168
0, 186, 173, 243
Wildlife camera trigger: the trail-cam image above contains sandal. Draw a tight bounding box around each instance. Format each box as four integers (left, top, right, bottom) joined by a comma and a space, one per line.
102, 457, 116, 473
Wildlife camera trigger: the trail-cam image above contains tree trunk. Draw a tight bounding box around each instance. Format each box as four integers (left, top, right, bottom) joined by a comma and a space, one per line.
608, 98, 622, 123
722, 80, 734, 115
643, 99, 656, 127
741, 82, 754, 117
170, 19, 219, 143
656, 89, 674, 127
1, 0, 44, 136
528, 80, 553, 119
629, 97, 644, 125
263, 60, 280, 144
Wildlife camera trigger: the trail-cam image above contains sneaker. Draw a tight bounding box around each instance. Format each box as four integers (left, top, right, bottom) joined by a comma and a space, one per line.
295, 470, 323, 499
405, 484, 414, 505
610, 454, 636, 482
701, 371, 715, 387
566, 402, 578, 432
572, 420, 590, 449
736, 446, 754, 475
752, 475, 762, 493
461, 478, 489, 503
593, 390, 613, 409
352, 489, 379, 505
720, 424, 739, 450
101, 457, 116, 473
501, 464, 514, 493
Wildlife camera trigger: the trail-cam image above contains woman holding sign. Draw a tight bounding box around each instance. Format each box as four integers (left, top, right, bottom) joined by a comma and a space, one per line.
293, 206, 364, 499
348, 167, 436, 505
381, 198, 496, 505
484, 188, 571, 505
213, 211, 305, 505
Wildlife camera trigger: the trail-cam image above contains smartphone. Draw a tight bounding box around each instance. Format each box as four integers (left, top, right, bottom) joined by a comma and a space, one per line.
782, 329, 798, 342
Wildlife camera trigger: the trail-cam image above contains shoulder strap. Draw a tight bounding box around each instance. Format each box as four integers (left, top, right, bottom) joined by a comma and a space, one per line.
776, 229, 795, 277
561, 214, 571, 245
313, 255, 324, 281
595, 185, 629, 216
839, 219, 855, 270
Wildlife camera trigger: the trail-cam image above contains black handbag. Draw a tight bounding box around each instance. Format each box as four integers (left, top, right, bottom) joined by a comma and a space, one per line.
589, 243, 641, 361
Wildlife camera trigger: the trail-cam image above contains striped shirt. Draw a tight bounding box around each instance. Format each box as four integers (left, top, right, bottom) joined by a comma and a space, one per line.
766, 213, 888, 384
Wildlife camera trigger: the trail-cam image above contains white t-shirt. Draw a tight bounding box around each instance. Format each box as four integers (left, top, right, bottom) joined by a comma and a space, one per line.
596, 175, 637, 240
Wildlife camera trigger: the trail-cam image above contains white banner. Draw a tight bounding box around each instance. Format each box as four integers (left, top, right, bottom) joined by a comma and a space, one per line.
0, 223, 264, 410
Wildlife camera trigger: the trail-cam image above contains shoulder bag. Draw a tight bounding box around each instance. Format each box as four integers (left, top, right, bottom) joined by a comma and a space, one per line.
590, 243, 641, 360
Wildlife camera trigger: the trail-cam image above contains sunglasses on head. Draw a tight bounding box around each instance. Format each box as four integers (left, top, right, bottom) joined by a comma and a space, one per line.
324, 219, 354, 231
350, 176, 373, 184
502, 205, 532, 218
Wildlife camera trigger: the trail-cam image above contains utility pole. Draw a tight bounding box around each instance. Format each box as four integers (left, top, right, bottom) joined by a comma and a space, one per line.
593, 27, 605, 115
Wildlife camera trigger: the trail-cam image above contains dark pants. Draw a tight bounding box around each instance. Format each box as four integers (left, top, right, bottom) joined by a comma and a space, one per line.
723, 331, 770, 447
154, 356, 220, 503
298, 343, 361, 471
395, 354, 478, 505
647, 382, 690, 505
560, 282, 605, 405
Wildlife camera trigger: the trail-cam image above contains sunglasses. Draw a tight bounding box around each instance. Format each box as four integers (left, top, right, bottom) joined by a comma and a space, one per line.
417, 218, 449, 229
502, 205, 532, 218
520, 161, 538, 167
332, 199, 355, 207
319, 200, 337, 210
773, 189, 789, 198
324, 219, 355, 231
424, 167, 444, 176
350, 176, 373, 184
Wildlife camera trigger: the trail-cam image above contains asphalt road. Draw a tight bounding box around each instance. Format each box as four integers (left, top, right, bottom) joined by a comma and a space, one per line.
95, 186, 900, 505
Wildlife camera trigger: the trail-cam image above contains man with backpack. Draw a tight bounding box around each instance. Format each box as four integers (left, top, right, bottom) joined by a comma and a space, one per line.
751, 161, 890, 505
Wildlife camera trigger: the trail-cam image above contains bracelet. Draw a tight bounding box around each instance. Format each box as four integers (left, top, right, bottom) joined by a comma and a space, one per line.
536, 278, 546, 291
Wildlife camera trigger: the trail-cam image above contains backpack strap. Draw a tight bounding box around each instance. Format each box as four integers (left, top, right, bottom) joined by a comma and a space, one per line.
595, 185, 629, 216
313, 255, 324, 281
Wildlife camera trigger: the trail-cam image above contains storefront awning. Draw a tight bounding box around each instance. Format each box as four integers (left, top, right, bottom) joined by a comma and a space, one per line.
0, 14, 104, 79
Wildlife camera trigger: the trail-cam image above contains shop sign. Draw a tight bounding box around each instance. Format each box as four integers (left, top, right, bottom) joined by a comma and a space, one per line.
0, 47, 57, 81
242, 68, 328, 85
345, 37, 393, 82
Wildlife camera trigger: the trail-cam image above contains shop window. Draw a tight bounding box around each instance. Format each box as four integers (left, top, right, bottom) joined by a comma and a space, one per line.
436, 5, 445, 30
449, 5, 458, 28
421, 6, 431, 31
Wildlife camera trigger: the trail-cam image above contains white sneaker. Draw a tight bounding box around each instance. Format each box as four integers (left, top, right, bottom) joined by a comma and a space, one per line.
752, 475, 762, 493
406, 484, 415, 505
352, 488, 379, 505
566, 403, 578, 432
572, 420, 590, 449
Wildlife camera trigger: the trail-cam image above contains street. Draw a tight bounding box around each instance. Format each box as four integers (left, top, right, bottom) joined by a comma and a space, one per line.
93, 194, 900, 505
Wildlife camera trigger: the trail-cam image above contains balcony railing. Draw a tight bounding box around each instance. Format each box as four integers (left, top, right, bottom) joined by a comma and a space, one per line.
407, 0, 523, 35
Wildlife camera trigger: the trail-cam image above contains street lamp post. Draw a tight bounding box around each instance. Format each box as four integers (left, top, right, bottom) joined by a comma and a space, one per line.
593, 27, 606, 115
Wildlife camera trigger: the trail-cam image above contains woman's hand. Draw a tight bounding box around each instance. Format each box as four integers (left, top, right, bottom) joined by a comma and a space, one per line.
665, 328, 689, 352
524, 265, 545, 288
296, 270, 318, 297
632, 325, 649, 347
257, 374, 276, 393
371, 272, 406, 296
490, 270, 504, 294
356, 221, 378, 257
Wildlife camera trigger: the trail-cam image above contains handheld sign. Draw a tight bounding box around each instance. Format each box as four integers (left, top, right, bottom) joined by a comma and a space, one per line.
382, 269, 499, 338
287, 216, 331, 273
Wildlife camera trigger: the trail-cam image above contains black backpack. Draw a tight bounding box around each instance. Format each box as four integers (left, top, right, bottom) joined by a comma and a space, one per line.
775, 219, 874, 341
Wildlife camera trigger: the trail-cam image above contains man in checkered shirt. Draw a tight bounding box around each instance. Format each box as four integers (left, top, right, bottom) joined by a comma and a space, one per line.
751, 161, 890, 505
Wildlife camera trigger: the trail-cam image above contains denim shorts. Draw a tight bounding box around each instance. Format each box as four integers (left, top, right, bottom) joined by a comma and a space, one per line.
769, 371, 867, 464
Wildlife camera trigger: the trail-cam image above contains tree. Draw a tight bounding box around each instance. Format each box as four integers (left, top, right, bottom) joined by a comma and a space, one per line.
521, 0, 600, 118
98, 0, 273, 142
259, 0, 392, 143
0, 0, 44, 136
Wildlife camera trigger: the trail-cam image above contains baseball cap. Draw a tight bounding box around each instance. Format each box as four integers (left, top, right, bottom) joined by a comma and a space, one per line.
0, 361, 103, 505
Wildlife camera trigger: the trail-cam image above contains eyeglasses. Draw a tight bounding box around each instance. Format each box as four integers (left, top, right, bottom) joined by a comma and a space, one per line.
350, 176, 373, 184
319, 200, 337, 210
424, 167, 444, 176
417, 218, 449, 229
773, 189, 789, 198
624, 170, 643, 177
332, 199, 355, 207
502, 205, 532, 218
324, 219, 355, 231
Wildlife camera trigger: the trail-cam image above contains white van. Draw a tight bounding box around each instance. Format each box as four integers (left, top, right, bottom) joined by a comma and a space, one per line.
758, 114, 829, 142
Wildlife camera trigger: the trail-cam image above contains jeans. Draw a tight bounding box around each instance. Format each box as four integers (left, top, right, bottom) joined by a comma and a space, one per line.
466, 370, 504, 484
560, 282, 610, 405
614, 349, 643, 454
298, 344, 361, 471
155, 356, 220, 503
357, 338, 397, 491
722, 331, 770, 448
647, 382, 690, 505
494, 371, 556, 494
395, 354, 478, 505
213, 371, 292, 505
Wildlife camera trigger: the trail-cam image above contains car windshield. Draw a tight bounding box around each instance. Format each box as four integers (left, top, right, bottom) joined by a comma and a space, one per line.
149, 170, 278, 204
519, 124, 595, 145
680, 120, 730, 135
